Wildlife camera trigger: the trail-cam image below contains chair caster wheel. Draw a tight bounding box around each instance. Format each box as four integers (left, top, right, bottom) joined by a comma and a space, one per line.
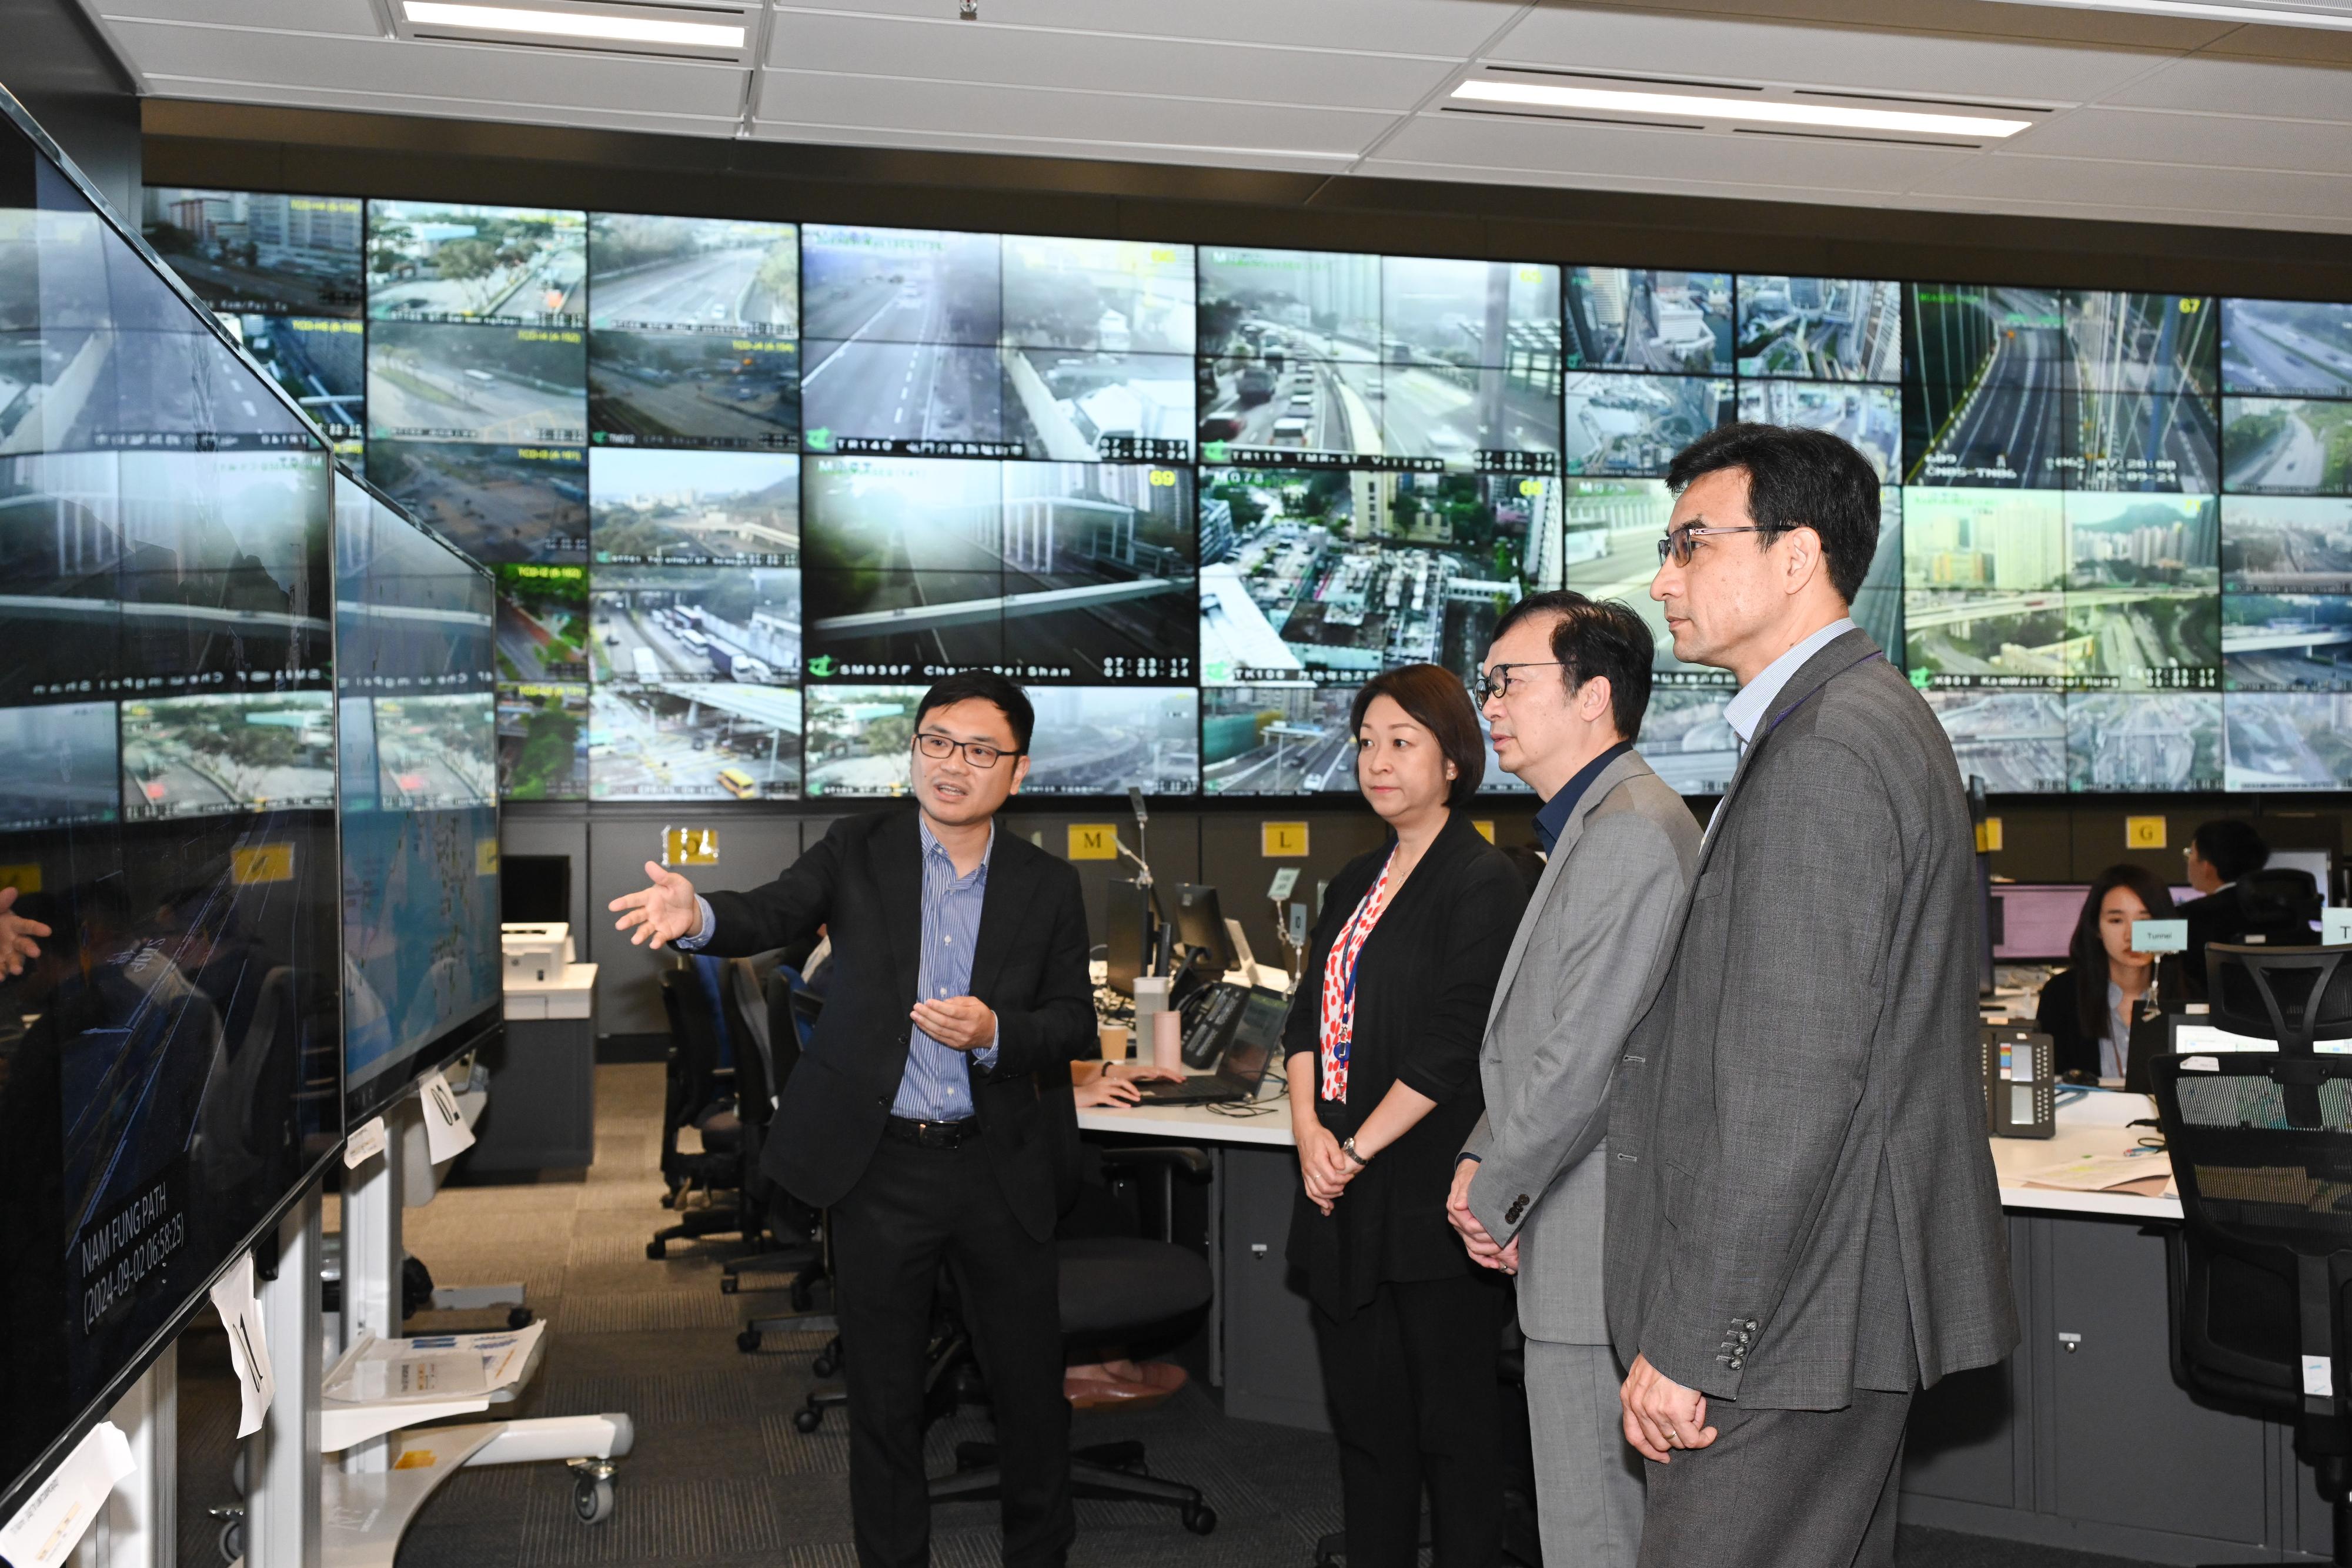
810, 1352, 838, 1377
573, 1475, 615, 1524
793, 1407, 823, 1433
720, 1276, 738, 1295
645, 1242, 664, 1261
737, 1329, 761, 1353
1182, 1503, 1217, 1536
508, 1307, 534, 1330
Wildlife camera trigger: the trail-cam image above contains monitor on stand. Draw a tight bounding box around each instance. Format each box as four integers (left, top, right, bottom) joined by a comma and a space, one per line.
502, 854, 572, 926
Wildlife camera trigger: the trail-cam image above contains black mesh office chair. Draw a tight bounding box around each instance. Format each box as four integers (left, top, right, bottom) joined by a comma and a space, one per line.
737, 965, 839, 1359
647, 962, 768, 1260
2153, 942, 2352, 1566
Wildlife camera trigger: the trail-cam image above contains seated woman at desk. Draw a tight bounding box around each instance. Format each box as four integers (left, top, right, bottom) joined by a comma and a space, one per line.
1281, 664, 1528, 1568
2036, 864, 2177, 1081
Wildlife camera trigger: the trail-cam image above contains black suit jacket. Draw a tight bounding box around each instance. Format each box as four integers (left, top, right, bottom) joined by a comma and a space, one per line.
697, 807, 1094, 1241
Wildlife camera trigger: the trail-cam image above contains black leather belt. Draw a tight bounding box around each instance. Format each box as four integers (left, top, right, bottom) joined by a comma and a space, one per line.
883, 1115, 981, 1149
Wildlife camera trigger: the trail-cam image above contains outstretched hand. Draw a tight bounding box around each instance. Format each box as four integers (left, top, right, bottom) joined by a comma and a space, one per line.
608, 861, 701, 949
0, 885, 50, 978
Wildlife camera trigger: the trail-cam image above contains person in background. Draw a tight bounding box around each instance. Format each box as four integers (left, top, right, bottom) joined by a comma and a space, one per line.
1283, 663, 1529, 1568
2179, 819, 2273, 999
1446, 590, 1700, 1568
608, 670, 1093, 1568
2034, 865, 2177, 1082
1606, 424, 2016, 1568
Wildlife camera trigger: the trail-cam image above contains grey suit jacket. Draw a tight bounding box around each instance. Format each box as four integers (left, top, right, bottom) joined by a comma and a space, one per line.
1605, 628, 2018, 1410
1460, 750, 1701, 1345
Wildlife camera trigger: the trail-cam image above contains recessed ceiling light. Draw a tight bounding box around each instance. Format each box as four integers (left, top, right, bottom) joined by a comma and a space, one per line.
400, 1, 746, 49
1451, 79, 2035, 139
1981, 0, 2352, 29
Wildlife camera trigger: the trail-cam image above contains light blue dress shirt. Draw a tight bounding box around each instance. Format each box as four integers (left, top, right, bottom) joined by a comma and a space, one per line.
1722, 616, 1859, 748
675, 820, 1000, 1120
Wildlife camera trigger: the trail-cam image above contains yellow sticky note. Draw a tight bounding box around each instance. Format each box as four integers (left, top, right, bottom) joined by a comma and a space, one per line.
476, 839, 501, 877
1261, 822, 1308, 858
2125, 815, 2167, 850
1975, 818, 2003, 854
1067, 824, 1118, 861
230, 844, 295, 885
0, 864, 41, 895
1473, 820, 1495, 842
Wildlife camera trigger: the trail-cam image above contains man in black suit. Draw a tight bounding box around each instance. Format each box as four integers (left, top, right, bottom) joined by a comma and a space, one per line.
609, 671, 1092, 1568
2180, 819, 2272, 1000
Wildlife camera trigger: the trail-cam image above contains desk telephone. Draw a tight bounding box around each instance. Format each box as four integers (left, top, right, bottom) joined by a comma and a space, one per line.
1180, 981, 1252, 1069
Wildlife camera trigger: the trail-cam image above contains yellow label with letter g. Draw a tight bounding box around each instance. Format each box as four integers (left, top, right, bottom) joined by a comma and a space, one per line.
2126, 816, 2167, 850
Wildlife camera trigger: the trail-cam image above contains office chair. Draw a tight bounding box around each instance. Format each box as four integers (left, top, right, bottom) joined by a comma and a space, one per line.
737, 965, 840, 1362
2153, 942, 2352, 1566
2240, 868, 2327, 943
720, 958, 825, 1300
647, 961, 768, 1260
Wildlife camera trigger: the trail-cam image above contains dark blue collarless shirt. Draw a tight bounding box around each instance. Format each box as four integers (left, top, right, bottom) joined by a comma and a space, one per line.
1532, 740, 1633, 853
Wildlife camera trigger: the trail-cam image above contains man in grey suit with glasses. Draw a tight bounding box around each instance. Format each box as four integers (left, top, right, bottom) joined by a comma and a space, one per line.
1608, 424, 2017, 1568
1446, 590, 1702, 1568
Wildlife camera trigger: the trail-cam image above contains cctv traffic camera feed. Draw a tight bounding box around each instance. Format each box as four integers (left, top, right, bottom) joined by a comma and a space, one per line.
1194, 467, 1553, 687
2064, 492, 2221, 688
119, 691, 335, 820
497, 682, 587, 800
366, 201, 585, 326
1197, 248, 1563, 471
587, 681, 799, 801
2068, 693, 2221, 792
2221, 496, 2352, 592
586, 217, 800, 449
589, 566, 800, 686
2223, 594, 2352, 691
0, 700, 119, 831
2226, 691, 2352, 790
590, 447, 798, 566
366, 321, 586, 445
366, 693, 497, 811
224, 315, 364, 446
365, 442, 587, 564
1562, 375, 1732, 476
1200, 683, 1531, 799
2222, 397, 2352, 494
589, 330, 799, 450
495, 564, 589, 683
1643, 690, 1741, 796
2222, 299, 2352, 399
1736, 382, 1900, 480
1736, 277, 1902, 382
1903, 286, 2221, 490
1024, 686, 1200, 795
1926, 691, 2069, 794
140, 189, 364, 316
1566, 270, 1733, 375
802, 456, 1197, 682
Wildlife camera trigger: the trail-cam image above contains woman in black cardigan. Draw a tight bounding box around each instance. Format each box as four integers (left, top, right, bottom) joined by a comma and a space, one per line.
1282, 663, 1529, 1568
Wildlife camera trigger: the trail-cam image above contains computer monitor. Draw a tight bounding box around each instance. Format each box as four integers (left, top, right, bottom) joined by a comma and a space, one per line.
1105, 884, 1151, 999
1174, 884, 1238, 974
502, 854, 572, 925
1990, 884, 2090, 963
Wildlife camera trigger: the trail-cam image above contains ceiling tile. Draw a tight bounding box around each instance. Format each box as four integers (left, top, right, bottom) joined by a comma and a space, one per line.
2019, 105, 2352, 175
97, 0, 381, 33
1491, 6, 2169, 103
1378, 109, 1980, 190
1917, 148, 2352, 223
766, 11, 1459, 111
746, 118, 1354, 173
142, 81, 740, 139
103, 19, 750, 116
754, 68, 1394, 156
768, 0, 1521, 56
2097, 56, 2352, 120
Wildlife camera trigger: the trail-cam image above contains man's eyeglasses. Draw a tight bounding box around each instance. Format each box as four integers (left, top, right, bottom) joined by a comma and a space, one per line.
1472, 661, 1570, 704
1657, 523, 1773, 568
913, 732, 1020, 770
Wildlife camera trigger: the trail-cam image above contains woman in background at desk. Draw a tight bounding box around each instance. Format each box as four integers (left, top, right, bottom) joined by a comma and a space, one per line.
2036, 864, 2177, 1082
1282, 663, 1528, 1568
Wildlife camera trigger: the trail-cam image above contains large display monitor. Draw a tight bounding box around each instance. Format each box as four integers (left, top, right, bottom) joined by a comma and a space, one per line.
0, 86, 345, 1520
334, 470, 502, 1126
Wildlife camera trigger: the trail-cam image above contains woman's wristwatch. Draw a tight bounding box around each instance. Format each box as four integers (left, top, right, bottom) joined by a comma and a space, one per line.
1340, 1137, 1370, 1168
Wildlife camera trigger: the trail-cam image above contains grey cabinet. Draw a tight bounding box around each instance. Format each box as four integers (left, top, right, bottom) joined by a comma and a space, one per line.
1218, 1146, 1329, 1432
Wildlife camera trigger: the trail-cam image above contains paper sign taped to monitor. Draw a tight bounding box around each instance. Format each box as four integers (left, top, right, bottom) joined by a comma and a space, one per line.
0, 1420, 133, 1568
2327, 909, 2352, 947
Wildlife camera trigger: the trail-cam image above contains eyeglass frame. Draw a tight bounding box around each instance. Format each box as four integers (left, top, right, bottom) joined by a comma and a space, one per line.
1471, 661, 1573, 704
1656, 521, 1777, 567
911, 730, 1024, 770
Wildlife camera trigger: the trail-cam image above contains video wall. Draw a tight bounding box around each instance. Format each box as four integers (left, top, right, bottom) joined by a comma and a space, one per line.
141, 187, 2352, 797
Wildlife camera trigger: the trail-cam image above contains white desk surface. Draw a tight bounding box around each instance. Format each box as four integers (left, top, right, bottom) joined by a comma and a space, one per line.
1078, 1088, 2183, 1221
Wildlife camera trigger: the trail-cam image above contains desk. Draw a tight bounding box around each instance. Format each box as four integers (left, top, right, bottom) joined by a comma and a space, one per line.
1079, 1094, 2331, 1564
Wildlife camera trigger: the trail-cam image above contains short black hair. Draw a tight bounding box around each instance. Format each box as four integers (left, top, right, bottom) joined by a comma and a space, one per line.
1664, 422, 1881, 603
2192, 819, 2270, 884
1349, 663, 1485, 809
915, 671, 1034, 753
1487, 590, 1655, 743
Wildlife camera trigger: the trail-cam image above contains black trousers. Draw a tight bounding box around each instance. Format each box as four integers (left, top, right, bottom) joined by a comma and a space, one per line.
1312, 1273, 1507, 1568
829, 1135, 1073, 1568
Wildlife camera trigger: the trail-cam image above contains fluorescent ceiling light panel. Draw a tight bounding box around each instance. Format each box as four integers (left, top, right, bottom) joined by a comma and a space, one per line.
1980, 0, 2352, 28
1452, 79, 2034, 138
402, 1, 746, 48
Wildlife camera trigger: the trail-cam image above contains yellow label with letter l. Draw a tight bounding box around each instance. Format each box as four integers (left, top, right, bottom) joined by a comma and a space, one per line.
1261, 822, 1308, 858
663, 825, 719, 867
1067, 824, 1118, 861
231, 844, 295, 885
1975, 818, 2003, 854
2126, 815, 2167, 850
